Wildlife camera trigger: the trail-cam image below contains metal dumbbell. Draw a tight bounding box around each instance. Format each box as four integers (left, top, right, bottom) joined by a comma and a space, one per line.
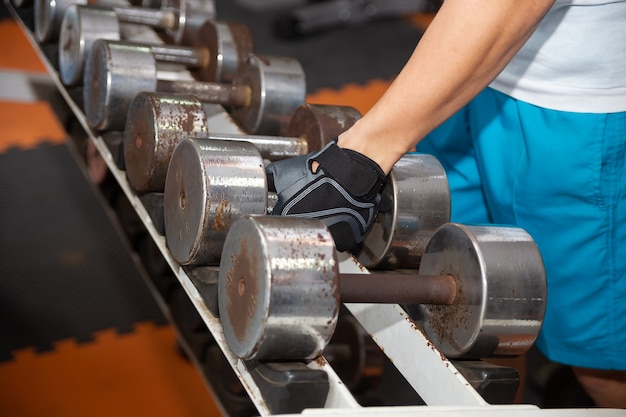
355, 152, 450, 270
163, 138, 449, 268
124, 92, 361, 192
59, 6, 250, 86
35, 0, 214, 43
35, 0, 85, 43
217, 215, 547, 361
35, 0, 125, 43
83, 39, 306, 133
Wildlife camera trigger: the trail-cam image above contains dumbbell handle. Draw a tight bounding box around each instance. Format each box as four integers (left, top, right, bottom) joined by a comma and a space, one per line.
157, 79, 252, 107
206, 133, 310, 159
134, 43, 210, 69
112, 5, 178, 31
339, 273, 458, 305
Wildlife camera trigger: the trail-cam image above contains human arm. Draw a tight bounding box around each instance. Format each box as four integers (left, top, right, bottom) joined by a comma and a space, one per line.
265, 0, 555, 252
337, 0, 556, 174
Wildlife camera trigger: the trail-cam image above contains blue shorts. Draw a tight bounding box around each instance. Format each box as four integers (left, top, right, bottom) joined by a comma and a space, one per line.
415, 88, 626, 370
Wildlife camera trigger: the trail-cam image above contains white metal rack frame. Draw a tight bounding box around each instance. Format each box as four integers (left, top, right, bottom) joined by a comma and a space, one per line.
5, 2, 624, 416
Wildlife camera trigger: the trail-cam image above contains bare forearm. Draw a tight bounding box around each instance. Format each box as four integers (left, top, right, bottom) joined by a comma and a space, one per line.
338, 0, 555, 174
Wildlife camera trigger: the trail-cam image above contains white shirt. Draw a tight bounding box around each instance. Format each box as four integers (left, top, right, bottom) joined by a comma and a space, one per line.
489, 0, 626, 113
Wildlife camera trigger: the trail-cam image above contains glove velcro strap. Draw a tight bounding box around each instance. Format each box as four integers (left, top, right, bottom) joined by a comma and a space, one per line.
313, 142, 386, 199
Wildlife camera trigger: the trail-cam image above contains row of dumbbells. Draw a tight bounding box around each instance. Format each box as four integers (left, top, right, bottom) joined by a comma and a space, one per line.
120, 96, 545, 368
23, 0, 454, 272
25, 0, 215, 45
125, 98, 546, 363
22, 0, 310, 137
21, 0, 547, 368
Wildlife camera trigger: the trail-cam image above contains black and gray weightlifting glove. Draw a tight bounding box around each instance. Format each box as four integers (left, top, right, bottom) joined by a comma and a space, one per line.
265, 140, 387, 253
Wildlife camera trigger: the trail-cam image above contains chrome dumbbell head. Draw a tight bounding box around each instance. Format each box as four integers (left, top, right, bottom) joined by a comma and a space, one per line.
357, 153, 450, 270
83, 39, 157, 131
59, 5, 121, 86
35, 0, 86, 43
163, 139, 268, 266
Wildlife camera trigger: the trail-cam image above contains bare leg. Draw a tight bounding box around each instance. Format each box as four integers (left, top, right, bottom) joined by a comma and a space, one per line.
572, 367, 626, 409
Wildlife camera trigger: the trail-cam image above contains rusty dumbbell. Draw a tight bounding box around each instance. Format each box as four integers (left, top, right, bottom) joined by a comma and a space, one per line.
163, 138, 449, 269
217, 215, 547, 361
59, 9, 251, 86
123, 94, 361, 192
35, 0, 214, 43
83, 39, 305, 133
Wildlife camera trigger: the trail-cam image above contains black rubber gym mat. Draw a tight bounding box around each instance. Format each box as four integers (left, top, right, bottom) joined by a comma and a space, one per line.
0, 143, 167, 361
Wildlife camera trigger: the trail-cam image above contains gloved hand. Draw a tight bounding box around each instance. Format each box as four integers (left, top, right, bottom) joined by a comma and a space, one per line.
265, 140, 388, 253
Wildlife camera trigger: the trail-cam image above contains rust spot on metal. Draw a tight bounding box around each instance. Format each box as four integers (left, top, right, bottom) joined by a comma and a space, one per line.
136, 95, 208, 191
426, 277, 468, 344
285, 104, 361, 152
229, 22, 255, 64
213, 199, 233, 231
315, 356, 327, 367
348, 254, 367, 272
225, 238, 260, 344
135, 133, 143, 150
405, 315, 449, 361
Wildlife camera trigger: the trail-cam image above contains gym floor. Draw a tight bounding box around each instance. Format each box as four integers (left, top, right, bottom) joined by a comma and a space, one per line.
0, 1, 594, 416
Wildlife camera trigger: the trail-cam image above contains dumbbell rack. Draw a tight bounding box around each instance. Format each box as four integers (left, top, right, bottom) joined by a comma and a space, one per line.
6, 2, 625, 416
